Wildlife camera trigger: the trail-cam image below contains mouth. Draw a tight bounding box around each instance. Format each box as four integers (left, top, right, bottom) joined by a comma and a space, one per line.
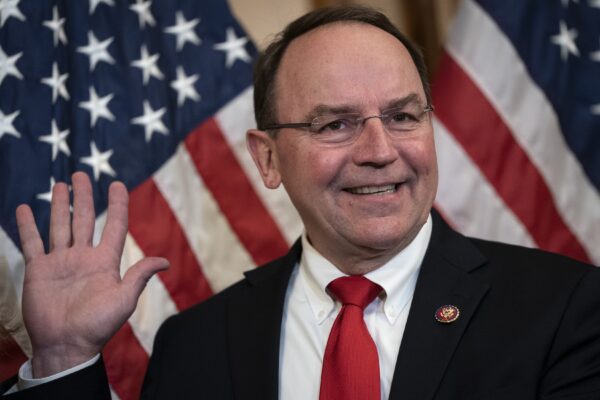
344, 183, 399, 195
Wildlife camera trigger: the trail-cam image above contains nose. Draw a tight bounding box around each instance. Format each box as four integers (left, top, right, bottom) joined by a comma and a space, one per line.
351, 117, 398, 167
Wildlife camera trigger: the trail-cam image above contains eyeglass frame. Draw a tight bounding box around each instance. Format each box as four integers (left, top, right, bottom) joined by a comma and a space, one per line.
262, 104, 434, 144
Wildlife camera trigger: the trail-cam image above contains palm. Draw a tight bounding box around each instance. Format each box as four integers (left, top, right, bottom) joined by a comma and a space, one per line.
24, 245, 123, 353
16, 172, 168, 376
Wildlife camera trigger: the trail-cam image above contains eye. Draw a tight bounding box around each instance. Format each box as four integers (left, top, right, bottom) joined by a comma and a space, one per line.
315, 118, 351, 133
324, 119, 345, 131
390, 111, 417, 122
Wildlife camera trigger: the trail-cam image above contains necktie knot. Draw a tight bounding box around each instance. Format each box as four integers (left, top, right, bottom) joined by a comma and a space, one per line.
327, 275, 382, 310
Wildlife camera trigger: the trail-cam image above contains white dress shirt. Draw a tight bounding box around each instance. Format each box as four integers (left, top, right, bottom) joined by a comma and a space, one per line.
279, 215, 432, 400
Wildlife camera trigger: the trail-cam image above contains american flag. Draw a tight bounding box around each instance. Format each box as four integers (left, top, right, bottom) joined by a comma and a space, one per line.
433, 0, 600, 266
0, 0, 301, 398
1, 0, 599, 398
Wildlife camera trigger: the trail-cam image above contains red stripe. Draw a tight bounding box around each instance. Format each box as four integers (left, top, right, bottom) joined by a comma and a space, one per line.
433, 51, 590, 263
0, 335, 27, 382
103, 323, 148, 400
185, 117, 289, 265
129, 178, 214, 311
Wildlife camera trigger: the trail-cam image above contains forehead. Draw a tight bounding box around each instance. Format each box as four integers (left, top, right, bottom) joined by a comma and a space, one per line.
274, 22, 424, 118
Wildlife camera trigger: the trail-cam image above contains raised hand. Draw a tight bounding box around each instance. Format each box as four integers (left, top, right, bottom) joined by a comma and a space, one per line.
15, 172, 169, 378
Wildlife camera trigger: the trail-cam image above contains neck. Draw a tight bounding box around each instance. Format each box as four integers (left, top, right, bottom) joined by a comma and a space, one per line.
308, 235, 419, 276
304, 216, 431, 276
328, 250, 400, 275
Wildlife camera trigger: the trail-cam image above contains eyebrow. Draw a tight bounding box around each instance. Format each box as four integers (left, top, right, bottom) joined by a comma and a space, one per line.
303, 93, 424, 121
303, 104, 356, 121
384, 93, 423, 110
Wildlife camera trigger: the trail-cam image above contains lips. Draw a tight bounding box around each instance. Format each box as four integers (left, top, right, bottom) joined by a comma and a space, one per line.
345, 184, 398, 195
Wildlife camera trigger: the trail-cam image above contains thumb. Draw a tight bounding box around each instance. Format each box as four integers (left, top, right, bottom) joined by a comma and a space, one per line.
121, 257, 170, 309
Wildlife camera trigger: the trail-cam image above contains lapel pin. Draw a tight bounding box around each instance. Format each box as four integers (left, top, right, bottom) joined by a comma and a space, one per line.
435, 305, 460, 323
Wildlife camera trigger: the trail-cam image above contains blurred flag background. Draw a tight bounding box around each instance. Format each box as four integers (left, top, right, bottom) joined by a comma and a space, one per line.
433, 0, 600, 267
0, 0, 598, 398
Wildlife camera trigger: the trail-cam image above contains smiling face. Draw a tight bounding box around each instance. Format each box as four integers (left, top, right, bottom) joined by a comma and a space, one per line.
247, 22, 438, 274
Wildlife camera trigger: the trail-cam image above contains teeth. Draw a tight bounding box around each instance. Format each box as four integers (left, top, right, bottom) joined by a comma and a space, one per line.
347, 184, 396, 195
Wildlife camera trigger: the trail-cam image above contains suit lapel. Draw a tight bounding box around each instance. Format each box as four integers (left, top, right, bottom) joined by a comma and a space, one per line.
389, 213, 490, 400
226, 242, 301, 400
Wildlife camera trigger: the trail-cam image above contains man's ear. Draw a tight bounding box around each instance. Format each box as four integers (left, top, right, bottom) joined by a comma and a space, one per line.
246, 129, 282, 189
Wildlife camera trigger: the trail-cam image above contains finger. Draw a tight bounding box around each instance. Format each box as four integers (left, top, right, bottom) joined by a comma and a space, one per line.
49, 182, 71, 251
15, 205, 45, 263
99, 181, 129, 256
71, 172, 96, 246
120, 257, 170, 311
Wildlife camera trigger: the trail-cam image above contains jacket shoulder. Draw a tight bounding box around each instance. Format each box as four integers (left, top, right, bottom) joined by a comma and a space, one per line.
162, 239, 301, 333
469, 236, 595, 278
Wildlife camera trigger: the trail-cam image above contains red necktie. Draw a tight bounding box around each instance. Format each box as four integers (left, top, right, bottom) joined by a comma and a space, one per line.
319, 275, 383, 400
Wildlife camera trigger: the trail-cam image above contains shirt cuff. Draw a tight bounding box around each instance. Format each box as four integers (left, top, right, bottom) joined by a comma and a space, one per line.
17, 354, 101, 391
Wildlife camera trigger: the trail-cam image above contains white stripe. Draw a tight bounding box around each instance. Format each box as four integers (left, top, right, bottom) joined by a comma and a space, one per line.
0, 229, 31, 356
0, 226, 25, 302
153, 143, 256, 292
110, 387, 120, 400
434, 118, 537, 248
97, 211, 177, 354
445, 0, 600, 264
93, 211, 107, 247
215, 87, 304, 245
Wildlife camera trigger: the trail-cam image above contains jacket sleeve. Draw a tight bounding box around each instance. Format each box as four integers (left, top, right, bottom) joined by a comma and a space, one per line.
0, 357, 110, 400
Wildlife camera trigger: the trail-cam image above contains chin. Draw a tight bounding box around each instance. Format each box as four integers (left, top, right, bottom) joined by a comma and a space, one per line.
350, 230, 412, 253
355, 219, 424, 250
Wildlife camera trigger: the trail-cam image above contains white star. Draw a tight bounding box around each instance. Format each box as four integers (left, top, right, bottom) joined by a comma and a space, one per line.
41, 63, 69, 103
170, 66, 200, 106
131, 101, 169, 142
39, 120, 70, 161
164, 11, 201, 51
89, 0, 114, 14
130, 0, 155, 29
0, 109, 20, 140
0, 45, 22, 85
590, 39, 600, 62
213, 27, 251, 68
80, 142, 116, 181
590, 0, 600, 8
0, 0, 26, 27
43, 6, 67, 46
131, 45, 164, 85
550, 20, 579, 61
592, 104, 600, 115
36, 177, 56, 203
79, 87, 115, 128
77, 31, 115, 71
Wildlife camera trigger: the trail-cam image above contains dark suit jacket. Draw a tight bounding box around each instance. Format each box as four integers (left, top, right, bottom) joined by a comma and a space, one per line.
4, 212, 600, 399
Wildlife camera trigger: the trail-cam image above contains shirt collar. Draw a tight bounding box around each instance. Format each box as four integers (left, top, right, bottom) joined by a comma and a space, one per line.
299, 214, 432, 325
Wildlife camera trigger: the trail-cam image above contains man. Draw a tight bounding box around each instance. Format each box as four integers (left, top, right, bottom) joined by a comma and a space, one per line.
3, 5, 600, 399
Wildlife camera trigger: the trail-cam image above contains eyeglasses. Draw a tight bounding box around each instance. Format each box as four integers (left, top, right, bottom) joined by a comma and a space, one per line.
264, 104, 434, 145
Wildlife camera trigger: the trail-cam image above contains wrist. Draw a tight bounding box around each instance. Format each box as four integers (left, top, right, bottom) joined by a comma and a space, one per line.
31, 346, 99, 378
19, 354, 100, 391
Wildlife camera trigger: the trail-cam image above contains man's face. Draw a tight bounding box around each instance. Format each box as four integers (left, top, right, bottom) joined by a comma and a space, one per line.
248, 22, 438, 272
